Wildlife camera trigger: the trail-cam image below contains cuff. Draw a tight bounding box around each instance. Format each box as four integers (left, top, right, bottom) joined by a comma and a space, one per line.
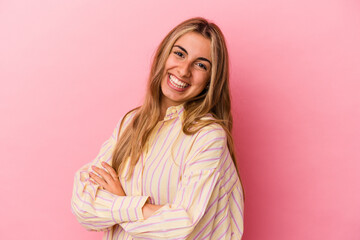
111, 196, 149, 223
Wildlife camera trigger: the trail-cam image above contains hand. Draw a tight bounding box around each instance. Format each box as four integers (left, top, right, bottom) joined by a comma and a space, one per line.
142, 203, 163, 220
89, 162, 125, 196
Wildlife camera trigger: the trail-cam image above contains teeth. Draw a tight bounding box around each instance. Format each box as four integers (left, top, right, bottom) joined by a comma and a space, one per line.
169, 74, 189, 88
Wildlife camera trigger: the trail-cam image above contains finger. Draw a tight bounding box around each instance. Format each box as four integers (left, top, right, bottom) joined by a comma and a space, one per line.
89, 179, 97, 185
89, 171, 107, 187
91, 165, 113, 184
101, 162, 118, 180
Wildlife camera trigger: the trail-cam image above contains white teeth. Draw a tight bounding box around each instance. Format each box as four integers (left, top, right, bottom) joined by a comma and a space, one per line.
169, 74, 189, 89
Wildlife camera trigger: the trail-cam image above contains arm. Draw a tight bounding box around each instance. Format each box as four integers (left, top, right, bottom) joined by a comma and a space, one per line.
70, 116, 149, 231
119, 127, 227, 239
90, 163, 164, 219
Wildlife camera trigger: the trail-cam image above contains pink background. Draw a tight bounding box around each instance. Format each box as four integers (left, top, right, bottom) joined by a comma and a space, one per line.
1, 0, 359, 239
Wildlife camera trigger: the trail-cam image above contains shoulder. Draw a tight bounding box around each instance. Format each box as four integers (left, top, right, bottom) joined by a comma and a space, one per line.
193, 113, 227, 142
193, 123, 227, 148
184, 123, 228, 171
114, 108, 139, 141
186, 120, 228, 156
121, 108, 138, 126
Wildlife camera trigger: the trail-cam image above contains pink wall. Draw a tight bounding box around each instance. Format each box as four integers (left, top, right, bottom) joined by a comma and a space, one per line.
1, 0, 359, 239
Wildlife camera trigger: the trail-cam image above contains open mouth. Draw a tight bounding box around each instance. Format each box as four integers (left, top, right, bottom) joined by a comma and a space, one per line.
168, 74, 190, 91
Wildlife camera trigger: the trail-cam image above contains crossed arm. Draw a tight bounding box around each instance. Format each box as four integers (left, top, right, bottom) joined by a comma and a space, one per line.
71, 121, 228, 238
89, 161, 163, 220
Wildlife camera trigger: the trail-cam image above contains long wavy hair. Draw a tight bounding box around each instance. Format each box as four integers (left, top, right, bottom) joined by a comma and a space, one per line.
112, 17, 244, 197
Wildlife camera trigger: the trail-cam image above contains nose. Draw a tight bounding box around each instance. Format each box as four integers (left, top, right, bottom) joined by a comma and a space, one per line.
177, 61, 191, 78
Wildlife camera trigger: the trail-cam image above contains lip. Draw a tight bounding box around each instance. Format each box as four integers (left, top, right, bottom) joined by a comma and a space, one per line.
167, 74, 190, 92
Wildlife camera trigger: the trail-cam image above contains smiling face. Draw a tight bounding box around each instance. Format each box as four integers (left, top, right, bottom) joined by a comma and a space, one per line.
160, 31, 212, 110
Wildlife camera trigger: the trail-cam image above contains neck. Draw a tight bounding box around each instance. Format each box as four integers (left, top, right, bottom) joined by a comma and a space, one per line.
159, 98, 183, 121
159, 105, 167, 121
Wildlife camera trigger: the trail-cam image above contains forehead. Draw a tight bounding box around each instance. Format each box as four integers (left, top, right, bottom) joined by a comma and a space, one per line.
173, 31, 211, 60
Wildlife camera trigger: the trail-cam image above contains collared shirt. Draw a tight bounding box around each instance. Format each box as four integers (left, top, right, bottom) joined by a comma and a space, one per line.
71, 104, 244, 239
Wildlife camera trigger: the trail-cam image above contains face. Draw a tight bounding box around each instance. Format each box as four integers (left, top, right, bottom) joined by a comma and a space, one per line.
160, 31, 212, 109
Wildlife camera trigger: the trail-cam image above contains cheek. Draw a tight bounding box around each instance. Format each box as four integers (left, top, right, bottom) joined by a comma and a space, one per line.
164, 56, 177, 69
193, 72, 210, 87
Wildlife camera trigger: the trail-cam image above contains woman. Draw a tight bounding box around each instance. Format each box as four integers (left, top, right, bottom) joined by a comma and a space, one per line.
71, 17, 244, 239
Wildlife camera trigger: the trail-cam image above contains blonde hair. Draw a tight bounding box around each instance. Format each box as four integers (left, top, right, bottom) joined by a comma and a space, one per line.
112, 17, 244, 197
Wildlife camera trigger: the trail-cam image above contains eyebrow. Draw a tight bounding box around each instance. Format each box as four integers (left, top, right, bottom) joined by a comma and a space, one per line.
173, 45, 212, 66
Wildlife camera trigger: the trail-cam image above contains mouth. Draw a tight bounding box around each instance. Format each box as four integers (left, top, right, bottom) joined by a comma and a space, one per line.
167, 74, 190, 92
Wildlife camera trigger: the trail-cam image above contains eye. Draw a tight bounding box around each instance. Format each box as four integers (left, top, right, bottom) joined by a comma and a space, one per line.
196, 62, 207, 70
173, 51, 184, 58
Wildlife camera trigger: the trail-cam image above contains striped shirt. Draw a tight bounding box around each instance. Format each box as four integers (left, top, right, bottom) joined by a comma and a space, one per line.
71, 104, 244, 239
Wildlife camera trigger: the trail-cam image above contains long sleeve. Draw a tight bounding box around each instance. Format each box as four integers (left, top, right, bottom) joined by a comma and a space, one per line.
70, 117, 149, 232
119, 126, 228, 239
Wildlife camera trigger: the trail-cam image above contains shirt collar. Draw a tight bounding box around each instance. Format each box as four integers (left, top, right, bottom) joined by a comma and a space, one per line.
163, 104, 185, 121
